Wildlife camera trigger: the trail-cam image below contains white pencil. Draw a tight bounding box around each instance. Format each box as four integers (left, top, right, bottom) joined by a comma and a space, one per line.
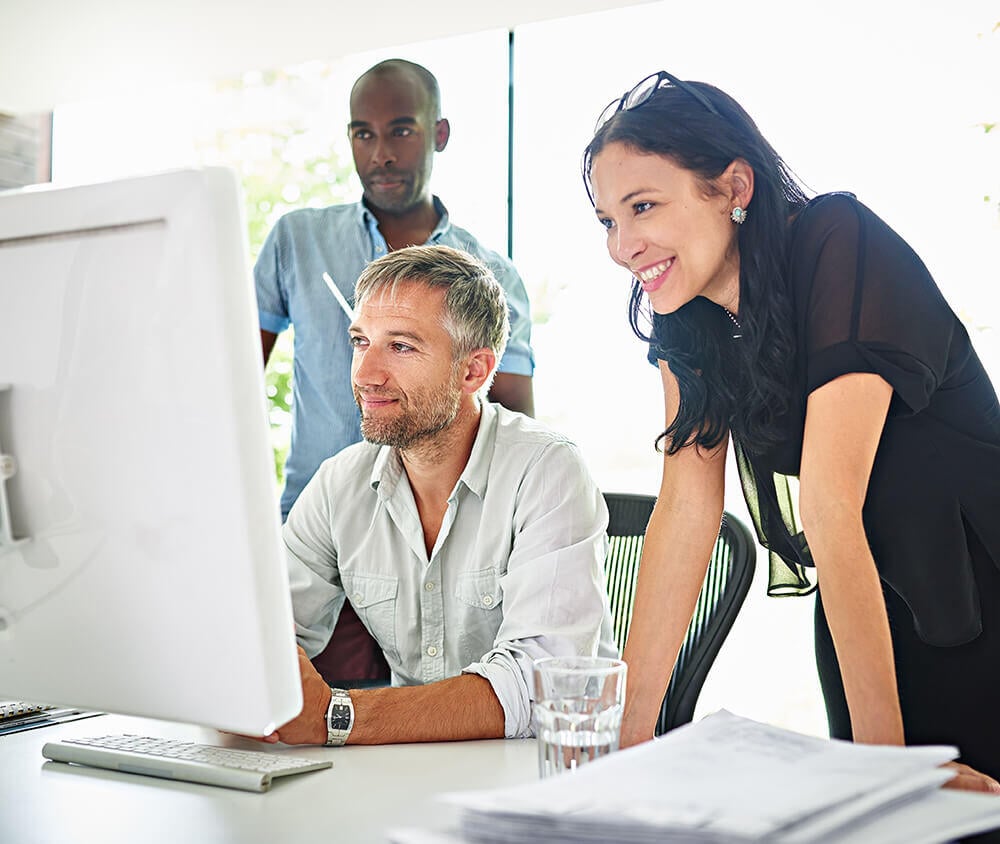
322, 272, 355, 321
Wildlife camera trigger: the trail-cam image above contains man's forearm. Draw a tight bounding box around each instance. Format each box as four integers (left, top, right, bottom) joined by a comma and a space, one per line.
347, 674, 505, 744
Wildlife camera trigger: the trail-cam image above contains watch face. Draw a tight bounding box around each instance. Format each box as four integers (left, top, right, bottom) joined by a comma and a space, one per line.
329, 703, 352, 732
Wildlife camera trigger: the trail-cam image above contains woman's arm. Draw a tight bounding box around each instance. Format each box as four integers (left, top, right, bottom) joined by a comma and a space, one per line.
782, 372, 1000, 793
799, 372, 903, 744
619, 360, 727, 747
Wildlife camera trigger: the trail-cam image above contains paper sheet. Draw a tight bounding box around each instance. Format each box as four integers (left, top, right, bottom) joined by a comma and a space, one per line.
388, 711, 1000, 844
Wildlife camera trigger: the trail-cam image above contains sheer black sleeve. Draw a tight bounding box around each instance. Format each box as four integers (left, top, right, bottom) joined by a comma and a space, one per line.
792, 193, 957, 415
785, 193, 997, 647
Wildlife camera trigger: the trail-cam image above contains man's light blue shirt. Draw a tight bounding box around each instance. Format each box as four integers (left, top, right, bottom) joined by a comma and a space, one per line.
255, 197, 535, 517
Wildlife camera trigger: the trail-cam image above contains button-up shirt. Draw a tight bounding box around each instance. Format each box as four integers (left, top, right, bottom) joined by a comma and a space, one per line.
284, 402, 617, 737
254, 197, 535, 517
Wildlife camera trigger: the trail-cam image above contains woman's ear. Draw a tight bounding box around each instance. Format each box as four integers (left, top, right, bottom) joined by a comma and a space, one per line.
725, 158, 755, 211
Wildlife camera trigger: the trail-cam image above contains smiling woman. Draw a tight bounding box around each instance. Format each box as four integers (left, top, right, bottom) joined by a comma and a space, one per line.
584, 77, 807, 462
580, 69, 1000, 793
510, 0, 999, 749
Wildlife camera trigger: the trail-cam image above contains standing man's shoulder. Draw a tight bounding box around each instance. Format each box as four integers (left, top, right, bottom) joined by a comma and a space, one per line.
437, 218, 520, 278
267, 201, 365, 242
256, 201, 367, 275
254, 199, 370, 335
434, 211, 535, 385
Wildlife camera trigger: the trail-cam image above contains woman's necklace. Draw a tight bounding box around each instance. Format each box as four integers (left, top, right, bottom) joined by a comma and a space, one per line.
722, 306, 743, 340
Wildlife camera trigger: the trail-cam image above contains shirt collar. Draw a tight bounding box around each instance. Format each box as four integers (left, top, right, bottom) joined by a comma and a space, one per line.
455, 401, 498, 500
369, 446, 405, 498
357, 196, 452, 245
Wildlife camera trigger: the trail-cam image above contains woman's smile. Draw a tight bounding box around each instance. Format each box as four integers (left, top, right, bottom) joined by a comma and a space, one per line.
590, 141, 741, 315
635, 258, 674, 293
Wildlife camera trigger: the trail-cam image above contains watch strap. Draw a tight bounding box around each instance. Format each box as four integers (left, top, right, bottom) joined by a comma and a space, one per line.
325, 687, 354, 747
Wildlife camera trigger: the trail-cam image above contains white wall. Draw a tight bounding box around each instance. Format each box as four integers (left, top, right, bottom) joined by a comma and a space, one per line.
0, 0, 656, 113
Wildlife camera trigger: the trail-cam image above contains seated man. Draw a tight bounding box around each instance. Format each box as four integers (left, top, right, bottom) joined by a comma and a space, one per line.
265, 244, 615, 746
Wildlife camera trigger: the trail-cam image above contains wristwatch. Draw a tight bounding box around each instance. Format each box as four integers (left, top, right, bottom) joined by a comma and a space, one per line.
325, 688, 354, 746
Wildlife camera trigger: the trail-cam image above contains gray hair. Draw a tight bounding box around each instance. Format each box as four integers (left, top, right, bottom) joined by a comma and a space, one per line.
354, 245, 510, 388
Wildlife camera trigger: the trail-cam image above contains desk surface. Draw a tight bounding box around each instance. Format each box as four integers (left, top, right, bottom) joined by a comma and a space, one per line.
0, 712, 537, 844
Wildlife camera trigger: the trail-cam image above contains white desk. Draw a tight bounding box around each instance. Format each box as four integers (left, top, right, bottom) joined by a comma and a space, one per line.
6, 713, 1000, 844
0, 712, 537, 844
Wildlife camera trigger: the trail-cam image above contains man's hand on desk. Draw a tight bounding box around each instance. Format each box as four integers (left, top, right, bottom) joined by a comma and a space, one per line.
254, 646, 507, 746
943, 761, 1000, 795
260, 646, 331, 746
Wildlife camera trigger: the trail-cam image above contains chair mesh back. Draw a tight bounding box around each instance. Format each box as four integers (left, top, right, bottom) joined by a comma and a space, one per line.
603, 494, 656, 652
602, 493, 756, 735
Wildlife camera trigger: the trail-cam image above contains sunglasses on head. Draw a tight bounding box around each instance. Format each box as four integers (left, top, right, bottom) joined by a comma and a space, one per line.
594, 70, 721, 132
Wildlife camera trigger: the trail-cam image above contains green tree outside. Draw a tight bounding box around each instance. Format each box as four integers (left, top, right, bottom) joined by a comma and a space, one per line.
199, 67, 357, 485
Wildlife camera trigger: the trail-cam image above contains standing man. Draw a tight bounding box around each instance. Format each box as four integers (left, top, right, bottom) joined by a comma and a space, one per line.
265, 245, 612, 746
254, 60, 535, 679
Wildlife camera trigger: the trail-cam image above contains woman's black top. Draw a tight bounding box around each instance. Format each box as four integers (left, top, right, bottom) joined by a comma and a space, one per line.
650, 192, 1000, 647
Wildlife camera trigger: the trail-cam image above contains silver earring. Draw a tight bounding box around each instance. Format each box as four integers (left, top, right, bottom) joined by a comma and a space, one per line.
731, 206, 748, 225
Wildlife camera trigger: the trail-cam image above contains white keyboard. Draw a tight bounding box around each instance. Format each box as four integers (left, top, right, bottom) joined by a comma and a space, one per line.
42, 734, 332, 792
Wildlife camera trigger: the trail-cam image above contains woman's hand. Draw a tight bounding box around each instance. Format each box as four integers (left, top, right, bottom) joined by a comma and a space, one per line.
943, 761, 1000, 794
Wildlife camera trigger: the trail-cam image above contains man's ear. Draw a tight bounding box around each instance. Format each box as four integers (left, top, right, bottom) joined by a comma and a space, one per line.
434, 118, 451, 153
461, 348, 496, 395
723, 158, 754, 212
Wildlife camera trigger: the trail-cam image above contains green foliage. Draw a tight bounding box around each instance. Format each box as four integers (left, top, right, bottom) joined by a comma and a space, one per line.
234, 131, 355, 485
264, 331, 294, 484
197, 68, 358, 486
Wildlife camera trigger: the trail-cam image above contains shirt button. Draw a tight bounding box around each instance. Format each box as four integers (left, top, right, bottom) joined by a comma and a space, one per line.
425, 582, 435, 591
426, 645, 438, 657
481, 594, 494, 607
353, 593, 363, 603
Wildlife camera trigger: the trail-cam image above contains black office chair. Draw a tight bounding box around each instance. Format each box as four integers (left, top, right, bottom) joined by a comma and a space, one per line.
602, 492, 756, 735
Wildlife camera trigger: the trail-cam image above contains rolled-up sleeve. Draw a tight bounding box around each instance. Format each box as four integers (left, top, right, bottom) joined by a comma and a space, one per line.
253, 218, 292, 336
463, 441, 612, 737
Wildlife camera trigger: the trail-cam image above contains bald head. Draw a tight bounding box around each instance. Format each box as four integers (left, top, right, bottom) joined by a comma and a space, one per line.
347, 59, 450, 218
351, 59, 441, 122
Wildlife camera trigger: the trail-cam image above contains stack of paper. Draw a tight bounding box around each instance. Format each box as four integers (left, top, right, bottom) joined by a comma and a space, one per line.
389, 710, 1000, 844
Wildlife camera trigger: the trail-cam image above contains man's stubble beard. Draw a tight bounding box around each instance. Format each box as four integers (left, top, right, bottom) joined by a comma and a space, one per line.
358, 377, 463, 452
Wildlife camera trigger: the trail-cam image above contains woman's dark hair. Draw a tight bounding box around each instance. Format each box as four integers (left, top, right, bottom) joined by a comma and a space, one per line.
583, 81, 810, 455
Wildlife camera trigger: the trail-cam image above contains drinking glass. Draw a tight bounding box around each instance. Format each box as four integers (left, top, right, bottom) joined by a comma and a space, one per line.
532, 655, 627, 778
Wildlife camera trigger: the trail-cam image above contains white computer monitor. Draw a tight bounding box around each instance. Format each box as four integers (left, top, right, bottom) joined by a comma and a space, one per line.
0, 167, 302, 736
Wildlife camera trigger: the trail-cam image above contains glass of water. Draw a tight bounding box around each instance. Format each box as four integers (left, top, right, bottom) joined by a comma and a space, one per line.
532, 655, 627, 778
